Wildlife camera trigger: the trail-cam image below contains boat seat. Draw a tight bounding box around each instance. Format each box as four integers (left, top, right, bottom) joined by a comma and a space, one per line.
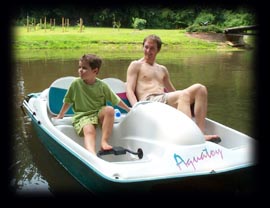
102, 78, 131, 113
55, 125, 84, 146
48, 76, 76, 116
51, 117, 72, 126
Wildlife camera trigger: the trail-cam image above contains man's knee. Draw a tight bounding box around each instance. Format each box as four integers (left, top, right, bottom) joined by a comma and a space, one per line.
177, 90, 191, 103
195, 83, 207, 95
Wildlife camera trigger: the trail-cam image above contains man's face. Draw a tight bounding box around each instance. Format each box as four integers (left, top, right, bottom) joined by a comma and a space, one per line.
143, 39, 159, 61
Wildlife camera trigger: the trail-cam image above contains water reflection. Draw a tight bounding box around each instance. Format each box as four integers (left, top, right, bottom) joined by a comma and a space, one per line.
11, 165, 51, 196
11, 49, 256, 196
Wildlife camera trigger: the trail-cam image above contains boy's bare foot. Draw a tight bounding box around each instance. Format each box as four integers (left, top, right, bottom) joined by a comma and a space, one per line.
205, 135, 221, 143
101, 142, 113, 151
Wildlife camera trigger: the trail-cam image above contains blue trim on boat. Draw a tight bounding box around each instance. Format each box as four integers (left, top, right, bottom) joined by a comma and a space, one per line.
48, 87, 74, 115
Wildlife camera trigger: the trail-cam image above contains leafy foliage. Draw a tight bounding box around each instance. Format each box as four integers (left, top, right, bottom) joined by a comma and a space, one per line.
132, 17, 147, 30
14, 5, 256, 32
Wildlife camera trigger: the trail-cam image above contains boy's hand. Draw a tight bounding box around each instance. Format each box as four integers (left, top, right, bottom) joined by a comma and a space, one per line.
54, 114, 63, 119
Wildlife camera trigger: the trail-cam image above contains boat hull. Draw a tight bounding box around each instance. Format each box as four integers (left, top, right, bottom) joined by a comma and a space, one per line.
25, 109, 257, 196
21, 77, 257, 196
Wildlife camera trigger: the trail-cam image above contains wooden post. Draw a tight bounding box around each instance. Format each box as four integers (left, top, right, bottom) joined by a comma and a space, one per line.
62, 17, 65, 32
80, 18, 83, 32
44, 16, 46, 32
27, 15, 29, 32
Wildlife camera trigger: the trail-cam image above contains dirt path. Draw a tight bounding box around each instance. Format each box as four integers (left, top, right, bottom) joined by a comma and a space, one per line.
186, 32, 227, 43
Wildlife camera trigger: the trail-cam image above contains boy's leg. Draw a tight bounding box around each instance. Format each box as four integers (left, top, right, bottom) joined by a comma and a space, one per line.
98, 106, 115, 150
83, 124, 97, 154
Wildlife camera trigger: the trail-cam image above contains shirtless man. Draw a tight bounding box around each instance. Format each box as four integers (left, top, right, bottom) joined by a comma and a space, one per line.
126, 34, 220, 142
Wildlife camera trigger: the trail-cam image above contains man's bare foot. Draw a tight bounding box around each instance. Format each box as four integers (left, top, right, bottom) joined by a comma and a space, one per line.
205, 135, 221, 143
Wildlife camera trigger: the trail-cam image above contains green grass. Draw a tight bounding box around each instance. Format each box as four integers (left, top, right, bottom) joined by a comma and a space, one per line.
13, 26, 233, 60
14, 26, 221, 49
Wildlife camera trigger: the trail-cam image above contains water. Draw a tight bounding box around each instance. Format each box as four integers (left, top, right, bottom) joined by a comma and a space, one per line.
10, 49, 256, 196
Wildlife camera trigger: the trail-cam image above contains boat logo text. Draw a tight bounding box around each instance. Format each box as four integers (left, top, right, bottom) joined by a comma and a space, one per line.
173, 147, 223, 171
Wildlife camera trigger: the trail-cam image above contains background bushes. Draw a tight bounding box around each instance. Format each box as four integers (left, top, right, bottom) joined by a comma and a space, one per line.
13, 5, 256, 32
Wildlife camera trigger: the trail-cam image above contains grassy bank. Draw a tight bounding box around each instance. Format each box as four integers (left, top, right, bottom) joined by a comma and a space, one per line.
13, 26, 234, 60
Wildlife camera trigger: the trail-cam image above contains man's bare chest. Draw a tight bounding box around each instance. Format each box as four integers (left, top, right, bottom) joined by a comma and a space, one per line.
139, 67, 164, 82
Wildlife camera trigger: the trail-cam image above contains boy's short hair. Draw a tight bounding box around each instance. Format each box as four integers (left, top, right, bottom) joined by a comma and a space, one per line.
80, 54, 102, 69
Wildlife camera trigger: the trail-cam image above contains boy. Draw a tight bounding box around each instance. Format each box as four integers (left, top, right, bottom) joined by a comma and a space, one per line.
55, 54, 131, 154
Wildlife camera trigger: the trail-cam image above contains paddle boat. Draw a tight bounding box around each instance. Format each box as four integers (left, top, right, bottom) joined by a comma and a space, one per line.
21, 76, 258, 196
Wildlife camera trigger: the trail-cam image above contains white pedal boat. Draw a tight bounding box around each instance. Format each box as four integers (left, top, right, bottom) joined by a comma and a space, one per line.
21, 76, 257, 196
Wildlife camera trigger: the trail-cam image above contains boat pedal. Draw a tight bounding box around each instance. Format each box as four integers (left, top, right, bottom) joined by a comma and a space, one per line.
97, 146, 143, 159
209, 136, 222, 144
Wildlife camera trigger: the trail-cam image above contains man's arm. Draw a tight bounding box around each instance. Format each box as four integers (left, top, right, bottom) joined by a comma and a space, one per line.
126, 61, 140, 106
162, 66, 176, 92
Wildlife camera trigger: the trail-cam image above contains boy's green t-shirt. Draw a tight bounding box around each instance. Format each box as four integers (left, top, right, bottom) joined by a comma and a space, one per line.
63, 77, 120, 123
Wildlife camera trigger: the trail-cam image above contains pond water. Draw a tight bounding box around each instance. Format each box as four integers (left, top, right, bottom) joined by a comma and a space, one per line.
10, 49, 256, 196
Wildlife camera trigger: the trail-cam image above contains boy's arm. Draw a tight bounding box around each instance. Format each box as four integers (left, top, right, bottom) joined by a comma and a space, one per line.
117, 100, 131, 113
55, 103, 71, 119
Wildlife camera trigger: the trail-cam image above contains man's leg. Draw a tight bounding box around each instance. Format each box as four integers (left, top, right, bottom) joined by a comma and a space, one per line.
166, 90, 192, 118
185, 83, 208, 132
167, 84, 220, 142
